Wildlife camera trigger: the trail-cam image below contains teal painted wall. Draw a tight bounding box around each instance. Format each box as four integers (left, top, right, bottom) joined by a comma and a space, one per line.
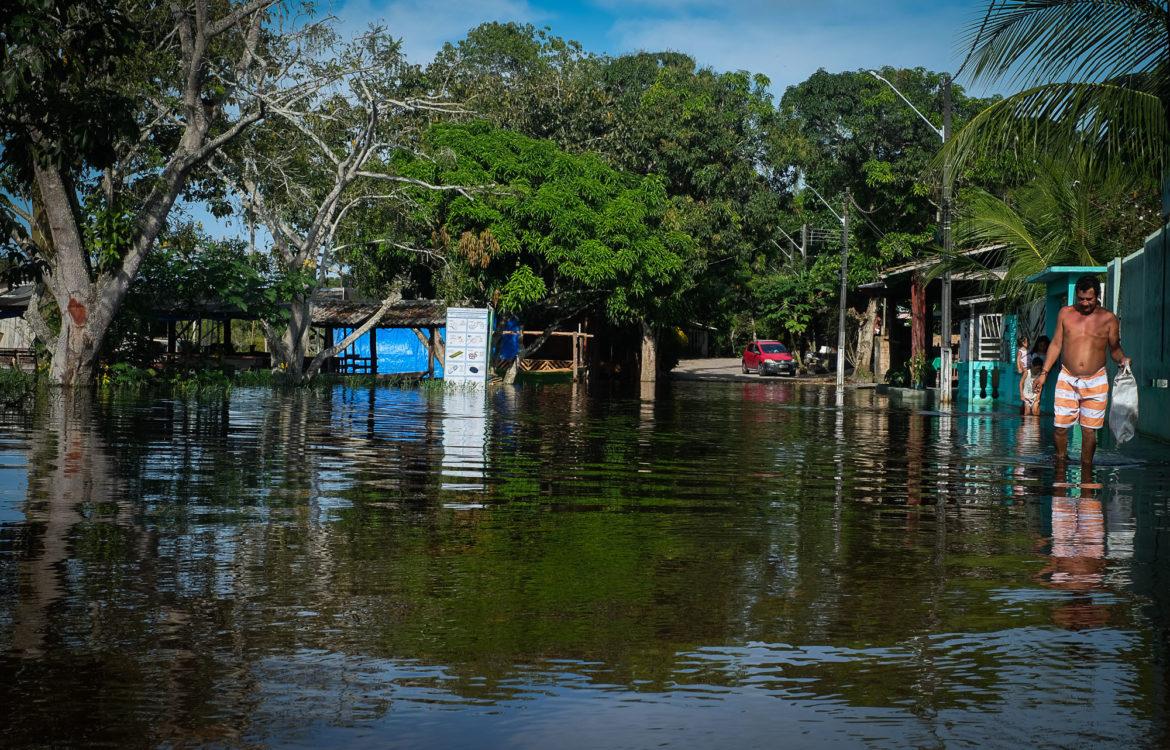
957, 313, 1019, 409
1110, 225, 1170, 442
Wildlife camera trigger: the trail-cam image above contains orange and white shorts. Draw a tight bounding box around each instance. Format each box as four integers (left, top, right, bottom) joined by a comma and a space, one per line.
1054, 366, 1108, 430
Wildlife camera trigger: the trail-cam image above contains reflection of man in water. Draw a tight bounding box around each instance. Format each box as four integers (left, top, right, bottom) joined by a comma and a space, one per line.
1042, 487, 1110, 630
1032, 276, 1131, 467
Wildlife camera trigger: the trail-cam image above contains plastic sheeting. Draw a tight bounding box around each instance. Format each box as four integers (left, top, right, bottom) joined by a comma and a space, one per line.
497, 317, 521, 360
337, 327, 445, 377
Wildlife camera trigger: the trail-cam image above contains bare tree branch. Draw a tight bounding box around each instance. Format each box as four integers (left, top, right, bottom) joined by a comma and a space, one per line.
354, 172, 479, 199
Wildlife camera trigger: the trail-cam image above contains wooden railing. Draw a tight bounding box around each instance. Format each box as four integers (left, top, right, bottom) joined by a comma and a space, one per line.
518, 359, 574, 373
0, 348, 36, 373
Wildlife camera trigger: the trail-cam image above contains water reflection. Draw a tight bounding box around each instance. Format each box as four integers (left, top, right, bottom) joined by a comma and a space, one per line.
0, 383, 1167, 747
441, 389, 489, 493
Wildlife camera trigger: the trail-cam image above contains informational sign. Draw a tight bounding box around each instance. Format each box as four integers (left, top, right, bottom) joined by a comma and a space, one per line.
444, 307, 491, 384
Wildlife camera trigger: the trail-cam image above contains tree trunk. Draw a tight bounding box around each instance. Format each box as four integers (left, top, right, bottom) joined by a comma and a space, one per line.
855, 297, 878, 381
267, 295, 313, 381
910, 271, 927, 360
503, 357, 521, 385
640, 321, 657, 383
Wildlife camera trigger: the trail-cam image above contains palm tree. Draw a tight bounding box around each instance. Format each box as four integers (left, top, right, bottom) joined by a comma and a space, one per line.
951, 153, 1159, 304
946, 1, 1167, 188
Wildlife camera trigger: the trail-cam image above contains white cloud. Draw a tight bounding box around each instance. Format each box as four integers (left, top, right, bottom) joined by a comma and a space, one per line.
327, 0, 545, 65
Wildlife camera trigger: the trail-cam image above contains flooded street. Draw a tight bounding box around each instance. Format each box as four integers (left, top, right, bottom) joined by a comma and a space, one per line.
2, 382, 1168, 749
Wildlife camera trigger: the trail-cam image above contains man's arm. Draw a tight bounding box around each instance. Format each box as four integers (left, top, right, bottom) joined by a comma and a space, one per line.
1108, 314, 1131, 367
1033, 309, 1066, 393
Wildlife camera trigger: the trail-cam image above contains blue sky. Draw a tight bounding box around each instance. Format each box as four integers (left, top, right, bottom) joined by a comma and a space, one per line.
329, 0, 998, 98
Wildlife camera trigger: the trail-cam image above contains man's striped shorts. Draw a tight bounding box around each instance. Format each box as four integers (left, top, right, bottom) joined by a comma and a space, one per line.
1054, 366, 1109, 430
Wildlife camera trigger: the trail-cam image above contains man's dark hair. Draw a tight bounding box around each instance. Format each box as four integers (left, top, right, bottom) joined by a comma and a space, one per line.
1075, 275, 1101, 296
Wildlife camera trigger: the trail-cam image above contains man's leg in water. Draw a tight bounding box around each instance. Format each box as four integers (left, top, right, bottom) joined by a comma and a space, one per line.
1081, 426, 1097, 468
1054, 426, 1069, 461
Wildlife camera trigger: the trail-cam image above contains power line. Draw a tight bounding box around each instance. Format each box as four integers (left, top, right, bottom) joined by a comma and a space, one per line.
848, 196, 888, 238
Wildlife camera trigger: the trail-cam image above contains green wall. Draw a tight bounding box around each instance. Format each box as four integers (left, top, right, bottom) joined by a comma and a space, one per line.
1108, 225, 1170, 443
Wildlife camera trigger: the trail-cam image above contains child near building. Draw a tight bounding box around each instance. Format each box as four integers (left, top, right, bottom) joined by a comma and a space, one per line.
1020, 355, 1043, 416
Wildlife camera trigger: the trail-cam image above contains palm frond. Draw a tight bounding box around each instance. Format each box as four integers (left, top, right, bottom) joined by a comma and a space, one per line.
940, 82, 1165, 179
956, 189, 1046, 264
960, 0, 1163, 87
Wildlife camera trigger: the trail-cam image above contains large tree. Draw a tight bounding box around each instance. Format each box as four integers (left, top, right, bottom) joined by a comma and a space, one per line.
740, 68, 1001, 357
0, 0, 289, 385
219, 24, 468, 382
428, 26, 785, 353
343, 121, 697, 379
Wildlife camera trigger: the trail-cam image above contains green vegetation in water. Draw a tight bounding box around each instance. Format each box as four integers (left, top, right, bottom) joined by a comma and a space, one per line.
0, 367, 36, 405
98, 363, 439, 395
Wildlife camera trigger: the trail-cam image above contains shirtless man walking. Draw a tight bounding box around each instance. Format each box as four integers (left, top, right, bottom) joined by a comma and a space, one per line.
1032, 275, 1131, 467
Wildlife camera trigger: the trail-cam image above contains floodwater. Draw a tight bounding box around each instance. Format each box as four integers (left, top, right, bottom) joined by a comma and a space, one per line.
1, 382, 1168, 749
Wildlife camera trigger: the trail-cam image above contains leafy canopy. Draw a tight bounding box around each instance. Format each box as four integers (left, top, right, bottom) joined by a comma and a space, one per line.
348, 121, 696, 326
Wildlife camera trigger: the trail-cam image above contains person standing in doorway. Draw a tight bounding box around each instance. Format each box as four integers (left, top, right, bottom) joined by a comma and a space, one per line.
1032, 276, 1131, 467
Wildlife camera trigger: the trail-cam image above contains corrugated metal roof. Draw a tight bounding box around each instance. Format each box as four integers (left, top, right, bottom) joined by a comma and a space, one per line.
0, 285, 34, 309
311, 299, 447, 328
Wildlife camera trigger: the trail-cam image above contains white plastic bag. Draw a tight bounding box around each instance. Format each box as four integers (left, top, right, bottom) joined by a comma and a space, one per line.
1109, 364, 1139, 444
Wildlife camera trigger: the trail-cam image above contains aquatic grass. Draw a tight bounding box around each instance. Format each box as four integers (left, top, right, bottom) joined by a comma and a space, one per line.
0, 367, 37, 405
91, 361, 470, 396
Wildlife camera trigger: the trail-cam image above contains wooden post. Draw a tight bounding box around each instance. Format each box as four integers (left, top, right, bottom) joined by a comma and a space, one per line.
428, 327, 436, 377
369, 327, 378, 375
571, 325, 580, 382
167, 321, 176, 355
223, 317, 232, 353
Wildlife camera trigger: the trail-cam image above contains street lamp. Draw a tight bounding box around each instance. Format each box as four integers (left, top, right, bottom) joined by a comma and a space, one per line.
868, 70, 954, 405
804, 182, 850, 391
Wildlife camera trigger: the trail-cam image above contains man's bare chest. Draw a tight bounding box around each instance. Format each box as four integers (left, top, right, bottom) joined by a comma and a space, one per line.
1063, 313, 1108, 341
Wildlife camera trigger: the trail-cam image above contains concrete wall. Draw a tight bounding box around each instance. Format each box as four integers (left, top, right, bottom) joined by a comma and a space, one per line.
1109, 225, 1170, 442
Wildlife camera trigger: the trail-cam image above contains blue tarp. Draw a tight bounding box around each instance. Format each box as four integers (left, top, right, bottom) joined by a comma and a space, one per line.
337, 327, 446, 377
497, 317, 521, 360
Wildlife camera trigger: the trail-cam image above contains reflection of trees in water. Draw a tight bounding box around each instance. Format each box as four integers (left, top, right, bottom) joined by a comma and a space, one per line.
2, 386, 1169, 742
10, 392, 113, 656
1, 392, 270, 746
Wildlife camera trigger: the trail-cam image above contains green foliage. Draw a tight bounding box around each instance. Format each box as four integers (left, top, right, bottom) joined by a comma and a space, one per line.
907, 352, 928, 388
777, 68, 999, 264
950, 154, 1158, 305
0, 0, 139, 174
0, 367, 35, 404
424, 26, 782, 348
85, 196, 136, 273
351, 121, 696, 327
884, 367, 908, 387
944, 1, 1166, 185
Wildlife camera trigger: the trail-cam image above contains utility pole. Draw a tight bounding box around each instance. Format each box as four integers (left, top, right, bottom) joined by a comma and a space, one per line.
869, 69, 954, 405
837, 189, 850, 390
939, 75, 954, 405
